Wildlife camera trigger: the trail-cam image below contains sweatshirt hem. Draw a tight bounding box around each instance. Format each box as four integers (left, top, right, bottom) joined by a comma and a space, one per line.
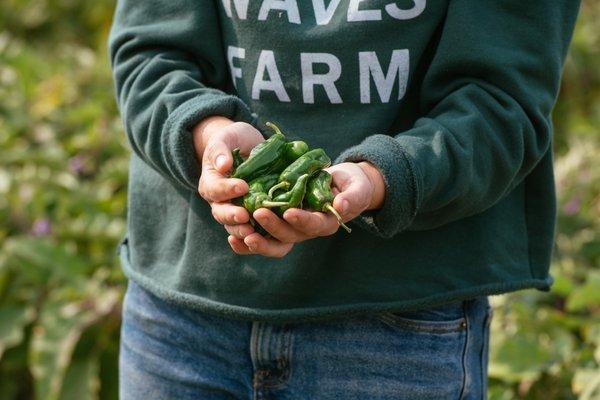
119, 240, 552, 323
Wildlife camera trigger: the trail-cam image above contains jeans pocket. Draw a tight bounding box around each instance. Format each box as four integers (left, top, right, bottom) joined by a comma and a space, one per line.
365, 301, 469, 398
374, 300, 468, 334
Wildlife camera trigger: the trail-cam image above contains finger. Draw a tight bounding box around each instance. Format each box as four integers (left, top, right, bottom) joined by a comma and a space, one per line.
243, 233, 294, 258
211, 202, 250, 225
329, 169, 372, 220
282, 208, 339, 237
253, 208, 306, 243
198, 169, 248, 202
224, 224, 254, 239
203, 137, 235, 175
325, 165, 353, 191
228, 235, 253, 255
332, 185, 370, 221
225, 123, 266, 156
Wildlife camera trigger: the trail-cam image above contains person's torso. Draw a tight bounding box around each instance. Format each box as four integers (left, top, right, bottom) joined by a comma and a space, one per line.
216, 0, 447, 155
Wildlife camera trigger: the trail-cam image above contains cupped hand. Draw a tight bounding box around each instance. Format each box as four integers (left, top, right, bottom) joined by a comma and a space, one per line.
225, 161, 386, 258
194, 117, 264, 235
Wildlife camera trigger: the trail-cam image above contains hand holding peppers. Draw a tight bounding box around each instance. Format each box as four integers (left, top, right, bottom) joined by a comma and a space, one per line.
228, 162, 384, 257
224, 122, 386, 258
194, 118, 265, 228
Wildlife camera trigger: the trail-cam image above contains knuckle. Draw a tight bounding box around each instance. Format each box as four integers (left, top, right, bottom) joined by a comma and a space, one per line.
197, 182, 207, 199
220, 212, 232, 224
237, 226, 249, 237
207, 187, 220, 200
204, 142, 218, 161
205, 188, 215, 200
232, 121, 252, 132
231, 245, 244, 255
237, 224, 249, 235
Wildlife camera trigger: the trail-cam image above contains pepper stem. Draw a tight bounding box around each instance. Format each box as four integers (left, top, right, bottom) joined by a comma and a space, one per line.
265, 121, 285, 137
325, 203, 352, 233
260, 201, 289, 208
267, 182, 290, 198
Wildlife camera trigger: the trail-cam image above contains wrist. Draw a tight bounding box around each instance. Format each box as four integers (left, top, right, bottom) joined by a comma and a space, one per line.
193, 115, 235, 158
358, 161, 385, 211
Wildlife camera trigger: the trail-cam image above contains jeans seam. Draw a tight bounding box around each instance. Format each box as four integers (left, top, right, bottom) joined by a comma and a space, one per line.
251, 322, 261, 400
481, 307, 493, 399
375, 313, 467, 333
283, 326, 293, 384
458, 301, 470, 400
251, 324, 293, 394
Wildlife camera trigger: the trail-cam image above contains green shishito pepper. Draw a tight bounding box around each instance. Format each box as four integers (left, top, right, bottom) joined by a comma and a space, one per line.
258, 123, 309, 177
232, 123, 286, 181
250, 122, 309, 163
268, 148, 331, 198
271, 173, 310, 215
305, 170, 352, 233
284, 140, 309, 163
232, 173, 288, 237
248, 173, 279, 194
233, 122, 308, 181
233, 174, 287, 214
242, 192, 288, 214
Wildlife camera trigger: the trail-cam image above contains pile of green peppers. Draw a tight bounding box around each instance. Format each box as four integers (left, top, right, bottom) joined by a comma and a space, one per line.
231, 122, 351, 234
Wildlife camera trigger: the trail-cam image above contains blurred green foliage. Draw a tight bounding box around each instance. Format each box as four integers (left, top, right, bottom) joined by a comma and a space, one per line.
0, 0, 598, 399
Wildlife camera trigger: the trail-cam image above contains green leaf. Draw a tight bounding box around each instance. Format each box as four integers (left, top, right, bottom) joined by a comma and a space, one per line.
0, 304, 35, 359
551, 273, 575, 297
2, 237, 90, 289
29, 288, 120, 400
489, 333, 551, 382
566, 273, 600, 312
487, 383, 516, 400
58, 357, 100, 400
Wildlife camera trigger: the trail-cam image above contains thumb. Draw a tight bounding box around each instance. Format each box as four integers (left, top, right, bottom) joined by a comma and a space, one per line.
203, 138, 233, 174
331, 180, 372, 220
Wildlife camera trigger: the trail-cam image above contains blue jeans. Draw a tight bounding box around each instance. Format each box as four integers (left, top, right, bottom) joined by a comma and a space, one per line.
119, 281, 492, 399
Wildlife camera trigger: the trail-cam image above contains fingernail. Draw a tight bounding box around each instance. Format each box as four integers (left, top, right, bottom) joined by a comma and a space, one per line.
233, 214, 241, 223
341, 200, 349, 214
233, 185, 243, 195
215, 155, 226, 169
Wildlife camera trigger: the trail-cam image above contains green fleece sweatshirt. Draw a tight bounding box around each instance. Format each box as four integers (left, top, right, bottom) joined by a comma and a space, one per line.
109, 0, 580, 322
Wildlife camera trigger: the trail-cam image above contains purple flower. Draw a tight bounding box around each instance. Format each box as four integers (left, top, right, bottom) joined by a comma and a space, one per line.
562, 197, 581, 216
69, 155, 86, 175
32, 218, 52, 236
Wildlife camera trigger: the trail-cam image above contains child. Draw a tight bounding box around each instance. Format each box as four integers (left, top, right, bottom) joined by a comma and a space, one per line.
109, 0, 580, 398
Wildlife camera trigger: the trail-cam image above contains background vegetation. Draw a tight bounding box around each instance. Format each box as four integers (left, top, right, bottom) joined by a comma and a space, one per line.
0, 1, 598, 398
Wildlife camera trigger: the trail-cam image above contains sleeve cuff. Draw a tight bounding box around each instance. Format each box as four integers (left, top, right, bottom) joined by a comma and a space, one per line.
162, 91, 257, 191
334, 134, 422, 239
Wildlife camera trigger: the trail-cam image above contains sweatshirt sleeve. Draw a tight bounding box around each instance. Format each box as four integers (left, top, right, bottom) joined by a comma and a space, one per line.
336, 0, 580, 238
108, 0, 256, 191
